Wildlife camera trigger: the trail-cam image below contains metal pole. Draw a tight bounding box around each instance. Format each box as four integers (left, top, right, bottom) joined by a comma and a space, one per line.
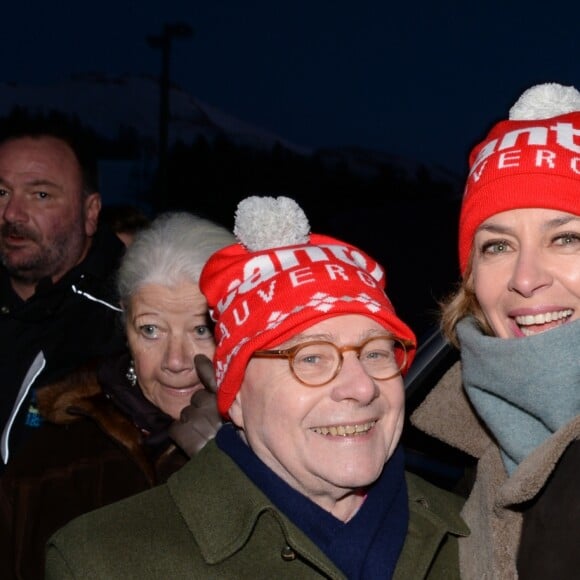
147, 22, 193, 211
158, 28, 171, 207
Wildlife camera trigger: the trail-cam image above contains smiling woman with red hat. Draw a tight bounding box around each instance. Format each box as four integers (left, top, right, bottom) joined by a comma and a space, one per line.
45, 195, 468, 579
412, 83, 580, 579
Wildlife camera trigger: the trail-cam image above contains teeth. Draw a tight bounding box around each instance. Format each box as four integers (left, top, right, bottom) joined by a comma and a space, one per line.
515, 309, 573, 326
312, 421, 376, 437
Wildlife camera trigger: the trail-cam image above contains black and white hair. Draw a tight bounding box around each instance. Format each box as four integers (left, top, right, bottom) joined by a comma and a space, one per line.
116, 211, 235, 308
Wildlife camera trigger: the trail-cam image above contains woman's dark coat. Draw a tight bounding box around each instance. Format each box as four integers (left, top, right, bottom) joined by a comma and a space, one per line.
0, 362, 188, 579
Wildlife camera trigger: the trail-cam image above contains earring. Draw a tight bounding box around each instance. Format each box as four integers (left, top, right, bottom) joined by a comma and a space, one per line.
126, 360, 137, 387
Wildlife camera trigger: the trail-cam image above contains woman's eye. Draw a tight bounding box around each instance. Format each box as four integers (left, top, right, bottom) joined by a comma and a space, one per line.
139, 324, 158, 338
554, 232, 580, 246
480, 239, 510, 254
194, 325, 212, 338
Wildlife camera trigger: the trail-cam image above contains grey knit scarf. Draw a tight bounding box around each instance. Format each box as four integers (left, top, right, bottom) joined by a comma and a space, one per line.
457, 316, 580, 475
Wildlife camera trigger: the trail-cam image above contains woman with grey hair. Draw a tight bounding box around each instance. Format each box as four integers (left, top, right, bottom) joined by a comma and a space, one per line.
0, 211, 234, 579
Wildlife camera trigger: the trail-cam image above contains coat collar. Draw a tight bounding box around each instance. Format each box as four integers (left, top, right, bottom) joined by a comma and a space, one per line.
167, 440, 344, 575
411, 360, 580, 503
168, 440, 469, 575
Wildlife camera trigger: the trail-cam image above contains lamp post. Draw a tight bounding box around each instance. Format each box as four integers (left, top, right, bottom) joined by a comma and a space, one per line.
147, 22, 193, 209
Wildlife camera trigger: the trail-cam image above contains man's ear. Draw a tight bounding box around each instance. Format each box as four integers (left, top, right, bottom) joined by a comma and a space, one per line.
84, 193, 102, 236
228, 391, 245, 429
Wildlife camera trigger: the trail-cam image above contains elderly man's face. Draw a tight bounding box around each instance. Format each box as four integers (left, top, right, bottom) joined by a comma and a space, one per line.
229, 314, 406, 519
0, 136, 100, 292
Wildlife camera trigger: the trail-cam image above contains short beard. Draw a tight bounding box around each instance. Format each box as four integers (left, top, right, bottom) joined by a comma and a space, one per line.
0, 221, 85, 285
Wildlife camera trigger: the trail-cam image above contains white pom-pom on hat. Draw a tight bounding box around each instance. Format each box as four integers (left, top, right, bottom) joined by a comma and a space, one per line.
509, 82, 580, 120
234, 195, 311, 252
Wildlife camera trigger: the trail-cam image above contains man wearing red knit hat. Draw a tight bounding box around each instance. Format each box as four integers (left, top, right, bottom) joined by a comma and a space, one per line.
46, 195, 467, 579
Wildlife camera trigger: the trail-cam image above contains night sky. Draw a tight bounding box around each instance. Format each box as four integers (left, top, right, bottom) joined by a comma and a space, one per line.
4, 1, 580, 174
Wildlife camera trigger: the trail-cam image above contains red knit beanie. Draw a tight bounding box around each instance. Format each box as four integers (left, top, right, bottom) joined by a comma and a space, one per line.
199, 196, 417, 417
459, 83, 580, 274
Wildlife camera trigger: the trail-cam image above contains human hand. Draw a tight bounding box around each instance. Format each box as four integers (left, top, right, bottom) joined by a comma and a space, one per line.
169, 354, 222, 457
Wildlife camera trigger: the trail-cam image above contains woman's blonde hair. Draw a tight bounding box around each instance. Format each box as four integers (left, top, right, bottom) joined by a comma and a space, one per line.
439, 258, 494, 347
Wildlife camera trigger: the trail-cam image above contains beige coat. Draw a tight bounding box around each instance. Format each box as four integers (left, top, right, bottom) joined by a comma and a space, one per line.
411, 361, 580, 580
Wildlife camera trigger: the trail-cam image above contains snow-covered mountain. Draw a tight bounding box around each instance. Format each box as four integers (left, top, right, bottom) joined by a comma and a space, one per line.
0, 73, 317, 206
0, 73, 311, 155
0, 74, 462, 205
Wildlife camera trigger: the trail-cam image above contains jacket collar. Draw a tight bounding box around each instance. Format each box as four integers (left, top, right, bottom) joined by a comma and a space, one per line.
167, 440, 343, 575
0, 226, 125, 320
411, 361, 580, 505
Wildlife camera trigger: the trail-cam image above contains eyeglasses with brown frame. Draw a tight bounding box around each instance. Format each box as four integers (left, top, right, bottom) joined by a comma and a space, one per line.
252, 334, 411, 386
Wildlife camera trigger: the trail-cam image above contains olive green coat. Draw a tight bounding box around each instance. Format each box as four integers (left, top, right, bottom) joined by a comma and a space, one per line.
46, 440, 468, 579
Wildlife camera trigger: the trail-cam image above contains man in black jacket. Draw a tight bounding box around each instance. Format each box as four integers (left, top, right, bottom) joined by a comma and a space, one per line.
0, 120, 127, 469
